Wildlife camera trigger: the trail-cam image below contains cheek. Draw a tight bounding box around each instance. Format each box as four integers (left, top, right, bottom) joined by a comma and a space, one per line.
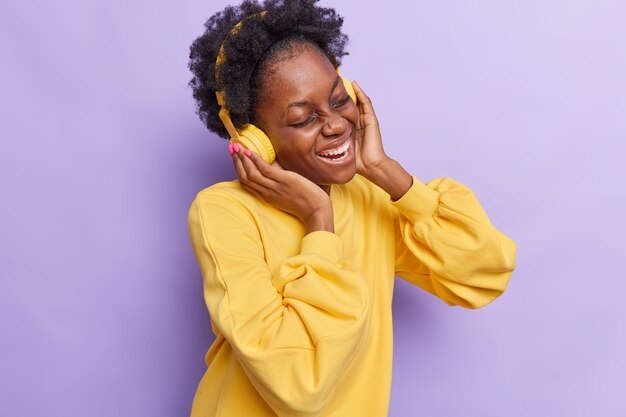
342, 102, 360, 126
272, 130, 316, 164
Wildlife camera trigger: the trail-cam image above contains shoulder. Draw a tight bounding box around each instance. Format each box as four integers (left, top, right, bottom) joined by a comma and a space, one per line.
188, 180, 266, 224
191, 180, 257, 209
193, 179, 245, 200
187, 181, 272, 251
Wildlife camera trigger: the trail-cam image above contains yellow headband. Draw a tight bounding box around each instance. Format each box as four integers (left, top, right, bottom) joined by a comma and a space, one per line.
214, 11, 267, 139
215, 11, 267, 77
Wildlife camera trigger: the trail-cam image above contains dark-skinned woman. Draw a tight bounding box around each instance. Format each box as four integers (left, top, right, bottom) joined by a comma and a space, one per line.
186, 1, 517, 416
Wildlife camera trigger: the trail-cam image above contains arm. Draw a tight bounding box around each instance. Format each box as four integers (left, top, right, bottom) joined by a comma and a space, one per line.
188, 191, 369, 417
351, 81, 516, 308
390, 176, 517, 308
358, 151, 517, 308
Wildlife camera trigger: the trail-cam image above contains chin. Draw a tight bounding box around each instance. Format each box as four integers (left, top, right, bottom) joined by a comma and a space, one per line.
334, 169, 357, 184
319, 166, 357, 186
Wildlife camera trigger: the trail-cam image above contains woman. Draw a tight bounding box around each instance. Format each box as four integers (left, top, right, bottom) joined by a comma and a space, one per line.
186, 1, 517, 416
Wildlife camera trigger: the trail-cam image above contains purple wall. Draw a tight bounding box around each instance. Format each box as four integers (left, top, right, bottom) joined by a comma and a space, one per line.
1, 0, 625, 415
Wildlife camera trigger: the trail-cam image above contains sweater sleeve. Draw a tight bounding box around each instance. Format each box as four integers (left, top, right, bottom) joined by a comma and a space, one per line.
187, 190, 370, 417
391, 176, 517, 309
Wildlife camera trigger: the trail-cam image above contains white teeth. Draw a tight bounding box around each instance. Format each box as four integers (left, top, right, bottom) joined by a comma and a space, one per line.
317, 141, 349, 157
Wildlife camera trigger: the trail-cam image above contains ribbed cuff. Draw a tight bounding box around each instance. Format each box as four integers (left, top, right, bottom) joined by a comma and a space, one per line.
300, 231, 343, 261
391, 176, 440, 223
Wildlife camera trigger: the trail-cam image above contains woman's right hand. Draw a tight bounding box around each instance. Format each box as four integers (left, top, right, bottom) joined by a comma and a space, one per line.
231, 144, 334, 234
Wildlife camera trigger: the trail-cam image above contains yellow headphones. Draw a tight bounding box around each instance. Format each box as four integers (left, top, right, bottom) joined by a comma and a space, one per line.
215, 14, 356, 164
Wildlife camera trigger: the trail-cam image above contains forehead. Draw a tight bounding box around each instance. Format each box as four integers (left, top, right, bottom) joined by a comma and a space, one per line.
262, 46, 338, 105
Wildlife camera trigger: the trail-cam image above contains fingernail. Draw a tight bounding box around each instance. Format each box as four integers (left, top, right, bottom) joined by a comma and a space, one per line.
233, 143, 240, 153
228, 143, 234, 154
244, 149, 251, 157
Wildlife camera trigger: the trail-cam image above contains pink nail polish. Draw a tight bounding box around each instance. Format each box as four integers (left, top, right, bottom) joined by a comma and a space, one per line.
228, 143, 234, 154
244, 149, 251, 157
233, 143, 240, 153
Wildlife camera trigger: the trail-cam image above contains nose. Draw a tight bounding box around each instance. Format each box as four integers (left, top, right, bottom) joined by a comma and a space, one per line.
321, 113, 347, 138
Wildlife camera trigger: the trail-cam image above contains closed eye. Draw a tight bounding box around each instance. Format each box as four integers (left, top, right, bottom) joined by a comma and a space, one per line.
333, 96, 351, 108
289, 115, 317, 128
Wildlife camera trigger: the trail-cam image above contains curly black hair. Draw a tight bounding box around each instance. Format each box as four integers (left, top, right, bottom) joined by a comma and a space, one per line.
187, 0, 349, 139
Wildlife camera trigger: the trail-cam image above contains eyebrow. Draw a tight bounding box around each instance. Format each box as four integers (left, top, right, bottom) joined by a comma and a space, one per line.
282, 75, 341, 117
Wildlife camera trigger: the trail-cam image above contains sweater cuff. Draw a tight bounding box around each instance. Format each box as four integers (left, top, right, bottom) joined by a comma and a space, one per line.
300, 231, 343, 261
391, 176, 440, 223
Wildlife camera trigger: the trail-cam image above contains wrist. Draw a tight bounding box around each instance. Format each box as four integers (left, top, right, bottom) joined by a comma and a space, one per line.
363, 158, 413, 201
302, 203, 334, 234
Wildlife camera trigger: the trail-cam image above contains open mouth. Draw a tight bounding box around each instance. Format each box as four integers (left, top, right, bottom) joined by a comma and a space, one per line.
315, 141, 351, 162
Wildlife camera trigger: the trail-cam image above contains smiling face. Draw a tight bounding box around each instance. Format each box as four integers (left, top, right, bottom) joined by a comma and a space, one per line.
253, 44, 359, 190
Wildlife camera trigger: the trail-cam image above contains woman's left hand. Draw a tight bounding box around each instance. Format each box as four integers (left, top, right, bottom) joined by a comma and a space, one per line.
351, 80, 414, 201
351, 81, 390, 178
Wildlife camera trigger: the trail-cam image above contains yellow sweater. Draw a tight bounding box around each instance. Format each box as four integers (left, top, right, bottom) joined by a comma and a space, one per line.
187, 174, 516, 417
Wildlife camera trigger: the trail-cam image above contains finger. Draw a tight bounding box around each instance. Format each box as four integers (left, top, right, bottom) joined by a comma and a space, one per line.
239, 181, 265, 200
245, 150, 287, 182
351, 80, 377, 118
232, 149, 249, 183
271, 159, 285, 170
239, 150, 280, 189
233, 152, 273, 195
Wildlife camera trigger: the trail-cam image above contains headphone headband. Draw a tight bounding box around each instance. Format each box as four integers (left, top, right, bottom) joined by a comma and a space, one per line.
214, 12, 267, 140
215, 11, 267, 82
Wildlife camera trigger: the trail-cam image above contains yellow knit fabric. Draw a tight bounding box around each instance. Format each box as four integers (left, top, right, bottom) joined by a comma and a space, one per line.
187, 174, 516, 417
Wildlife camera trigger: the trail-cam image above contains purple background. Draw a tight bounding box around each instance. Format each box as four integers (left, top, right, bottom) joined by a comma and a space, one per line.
2, 0, 625, 415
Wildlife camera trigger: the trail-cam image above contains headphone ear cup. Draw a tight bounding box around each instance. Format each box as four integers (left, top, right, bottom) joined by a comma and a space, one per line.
231, 124, 276, 164
341, 76, 357, 104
